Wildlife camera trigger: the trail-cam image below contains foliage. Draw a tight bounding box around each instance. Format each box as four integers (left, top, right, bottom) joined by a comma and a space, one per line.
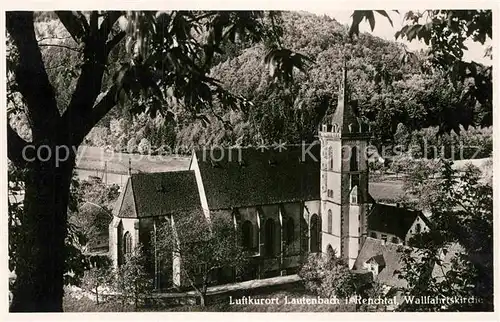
298, 251, 358, 299
68, 176, 120, 251
397, 160, 493, 311
154, 211, 247, 306
114, 246, 153, 310
80, 11, 492, 150
350, 10, 492, 133
81, 265, 112, 305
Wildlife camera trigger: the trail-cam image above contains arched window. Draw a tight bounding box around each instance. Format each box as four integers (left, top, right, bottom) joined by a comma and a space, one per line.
370, 232, 377, 238
285, 218, 294, 244
241, 220, 253, 250
310, 214, 320, 253
265, 219, 276, 257
123, 231, 132, 259
327, 210, 333, 234
328, 146, 334, 170
350, 146, 358, 171
415, 223, 421, 233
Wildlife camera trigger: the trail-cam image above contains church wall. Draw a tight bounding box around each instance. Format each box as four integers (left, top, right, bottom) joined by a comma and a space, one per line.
109, 217, 120, 268
321, 200, 342, 256
347, 204, 362, 267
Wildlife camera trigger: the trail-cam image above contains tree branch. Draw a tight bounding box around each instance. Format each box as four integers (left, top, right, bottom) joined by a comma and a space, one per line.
99, 11, 123, 40
106, 31, 126, 55
6, 12, 60, 140
55, 11, 88, 43
38, 43, 81, 52
8, 122, 30, 168
73, 86, 118, 144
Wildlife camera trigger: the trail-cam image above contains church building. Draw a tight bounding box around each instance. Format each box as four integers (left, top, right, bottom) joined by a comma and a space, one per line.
108, 64, 429, 288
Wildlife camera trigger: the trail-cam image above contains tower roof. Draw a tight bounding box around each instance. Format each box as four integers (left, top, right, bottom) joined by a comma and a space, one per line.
321, 59, 369, 136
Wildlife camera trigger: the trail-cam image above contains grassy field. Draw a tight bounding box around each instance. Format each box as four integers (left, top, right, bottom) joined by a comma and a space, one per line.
75, 146, 191, 174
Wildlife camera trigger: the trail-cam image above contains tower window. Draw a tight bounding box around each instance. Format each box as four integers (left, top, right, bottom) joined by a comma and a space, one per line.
328, 146, 334, 170
327, 210, 332, 234
350, 147, 358, 171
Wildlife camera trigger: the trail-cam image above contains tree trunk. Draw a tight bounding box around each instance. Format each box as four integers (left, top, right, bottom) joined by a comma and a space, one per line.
200, 293, 207, 307
10, 152, 75, 312
200, 282, 208, 307
96, 286, 99, 305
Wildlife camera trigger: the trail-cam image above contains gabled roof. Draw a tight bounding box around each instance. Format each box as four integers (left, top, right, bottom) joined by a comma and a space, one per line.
354, 238, 464, 289
353, 237, 411, 288
115, 171, 201, 218
194, 144, 321, 210
368, 203, 426, 239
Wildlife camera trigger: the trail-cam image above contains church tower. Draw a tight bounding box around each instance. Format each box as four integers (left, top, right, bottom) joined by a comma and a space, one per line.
318, 60, 371, 268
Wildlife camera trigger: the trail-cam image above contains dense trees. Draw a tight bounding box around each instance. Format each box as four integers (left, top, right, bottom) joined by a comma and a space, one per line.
154, 212, 247, 306
397, 161, 493, 311
80, 11, 492, 151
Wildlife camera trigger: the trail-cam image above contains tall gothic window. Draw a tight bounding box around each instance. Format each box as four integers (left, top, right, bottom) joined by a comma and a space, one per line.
329, 146, 334, 170
265, 219, 276, 257
310, 214, 320, 253
285, 218, 294, 244
123, 231, 132, 259
350, 146, 358, 171
327, 210, 333, 234
241, 220, 253, 250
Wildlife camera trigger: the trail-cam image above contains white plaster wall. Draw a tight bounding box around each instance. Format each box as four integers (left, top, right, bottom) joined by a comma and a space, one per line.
109, 217, 120, 268
368, 230, 402, 245
121, 217, 139, 251
405, 216, 430, 243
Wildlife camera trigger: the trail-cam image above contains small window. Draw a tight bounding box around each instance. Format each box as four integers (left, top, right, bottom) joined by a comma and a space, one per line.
327, 210, 333, 234
123, 231, 132, 260
370, 232, 377, 238
381, 234, 387, 243
415, 223, 421, 233
391, 237, 399, 244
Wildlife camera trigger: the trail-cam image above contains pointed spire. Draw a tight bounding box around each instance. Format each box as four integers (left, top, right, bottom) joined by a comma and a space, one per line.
341, 56, 348, 100
319, 56, 370, 137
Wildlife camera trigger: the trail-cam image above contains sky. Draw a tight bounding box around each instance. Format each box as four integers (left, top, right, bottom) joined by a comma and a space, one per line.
307, 9, 492, 66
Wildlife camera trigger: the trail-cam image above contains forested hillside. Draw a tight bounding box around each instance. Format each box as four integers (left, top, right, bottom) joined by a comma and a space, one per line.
13, 11, 492, 155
